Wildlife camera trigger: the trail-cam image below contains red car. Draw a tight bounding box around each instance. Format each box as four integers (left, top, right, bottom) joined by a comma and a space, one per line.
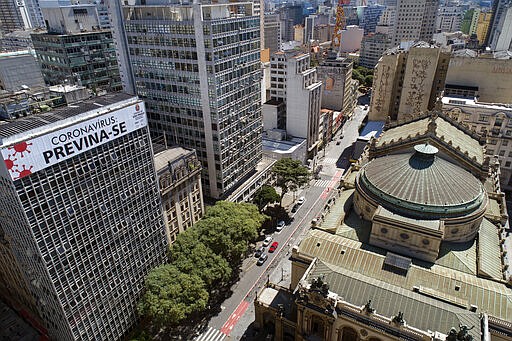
269, 241, 279, 253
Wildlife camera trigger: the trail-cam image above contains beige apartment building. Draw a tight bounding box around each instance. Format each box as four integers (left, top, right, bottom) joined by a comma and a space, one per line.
369, 42, 450, 122
442, 97, 512, 189
154, 146, 204, 244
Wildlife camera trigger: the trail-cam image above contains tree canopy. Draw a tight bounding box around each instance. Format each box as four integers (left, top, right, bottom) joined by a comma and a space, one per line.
137, 201, 267, 328
170, 233, 232, 289
272, 158, 310, 204
138, 265, 209, 327
252, 185, 280, 211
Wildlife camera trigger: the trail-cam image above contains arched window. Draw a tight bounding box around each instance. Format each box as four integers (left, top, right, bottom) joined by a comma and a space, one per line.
341, 326, 358, 341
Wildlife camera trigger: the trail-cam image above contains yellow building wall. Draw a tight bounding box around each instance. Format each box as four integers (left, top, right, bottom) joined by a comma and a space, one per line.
476, 11, 492, 44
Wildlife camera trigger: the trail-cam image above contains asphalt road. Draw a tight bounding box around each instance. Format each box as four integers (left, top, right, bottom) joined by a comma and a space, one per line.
194, 106, 369, 341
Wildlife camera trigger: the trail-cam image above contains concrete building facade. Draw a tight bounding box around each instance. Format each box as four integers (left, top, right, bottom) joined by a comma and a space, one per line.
31, 4, 121, 93
369, 42, 450, 122
485, 0, 511, 47
476, 10, 493, 44
436, 4, 463, 32
268, 51, 322, 155
489, 3, 512, 51
154, 146, 204, 244
264, 13, 281, 53
0, 94, 168, 340
317, 52, 355, 116
442, 96, 512, 189
339, 25, 364, 53
359, 32, 391, 68
391, 0, 440, 46
446, 52, 512, 104
110, 0, 262, 199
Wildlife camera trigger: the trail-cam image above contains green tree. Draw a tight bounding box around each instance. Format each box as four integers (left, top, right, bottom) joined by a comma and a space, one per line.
170, 237, 232, 289
272, 158, 310, 205
197, 201, 266, 264
252, 185, 280, 211
364, 75, 374, 87
138, 265, 208, 327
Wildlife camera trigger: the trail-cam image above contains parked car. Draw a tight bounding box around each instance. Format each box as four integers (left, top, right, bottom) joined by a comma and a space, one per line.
263, 236, 272, 247
276, 220, 285, 231
257, 254, 268, 265
269, 241, 279, 253
297, 197, 305, 205
291, 204, 299, 213
254, 247, 264, 258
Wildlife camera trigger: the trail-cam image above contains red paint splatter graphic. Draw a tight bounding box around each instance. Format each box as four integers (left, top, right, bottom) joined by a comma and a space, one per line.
9, 141, 33, 157
15, 165, 33, 179
3, 155, 17, 170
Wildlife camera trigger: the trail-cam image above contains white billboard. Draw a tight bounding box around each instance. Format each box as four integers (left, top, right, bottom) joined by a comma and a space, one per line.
1, 102, 147, 181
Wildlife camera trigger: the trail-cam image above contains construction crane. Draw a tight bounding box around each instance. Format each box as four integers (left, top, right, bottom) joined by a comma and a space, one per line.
331, 0, 351, 48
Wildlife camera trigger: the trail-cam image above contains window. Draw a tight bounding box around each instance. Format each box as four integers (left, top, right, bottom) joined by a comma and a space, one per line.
400, 233, 409, 240
506, 161, 511, 168
503, 140, 509, 146
478, 114, 489, 122
499, 150, 505, 156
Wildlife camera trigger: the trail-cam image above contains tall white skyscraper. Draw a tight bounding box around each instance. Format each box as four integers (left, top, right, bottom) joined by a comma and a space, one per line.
391, 0, 439, 46
109, 0, 262, 199
0, 94, 168, 340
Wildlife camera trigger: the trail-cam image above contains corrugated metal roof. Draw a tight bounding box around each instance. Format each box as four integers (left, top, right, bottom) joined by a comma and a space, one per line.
0, 93, 134, 138
376, 116, 484, 164
298, 230, 512, 322
308, 261, 481, 339
478, 218, 503, 280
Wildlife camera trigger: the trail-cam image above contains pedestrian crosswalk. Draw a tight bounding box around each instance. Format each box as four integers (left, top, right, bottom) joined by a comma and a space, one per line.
313, 179, 337, 187
323, 157, 338, 165
195, 327, 226, 341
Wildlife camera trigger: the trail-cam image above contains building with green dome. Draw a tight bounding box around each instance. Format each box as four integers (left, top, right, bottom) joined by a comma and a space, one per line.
254, 111, 511, 341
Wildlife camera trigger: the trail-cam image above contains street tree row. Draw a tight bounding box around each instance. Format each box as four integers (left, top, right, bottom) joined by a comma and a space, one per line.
137, 201, 267, 328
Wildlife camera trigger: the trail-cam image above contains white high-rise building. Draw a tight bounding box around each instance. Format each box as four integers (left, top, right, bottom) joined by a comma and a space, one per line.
489, 3, 512, 51
0, 93, 168, 340
391, 0, 439, 46
108, 0, 262, 199
267, 51, 322, 154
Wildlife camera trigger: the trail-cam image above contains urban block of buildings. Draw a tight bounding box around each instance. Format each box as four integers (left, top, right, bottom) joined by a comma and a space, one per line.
369, 42, 450, 122
110, 0, 263, 199
0, 93, 168, 340
255, 110, 512, 340
31, 3, 121, 93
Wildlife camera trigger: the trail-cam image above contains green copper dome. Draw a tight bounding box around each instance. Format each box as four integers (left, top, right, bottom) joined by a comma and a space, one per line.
358, 145, 486, 219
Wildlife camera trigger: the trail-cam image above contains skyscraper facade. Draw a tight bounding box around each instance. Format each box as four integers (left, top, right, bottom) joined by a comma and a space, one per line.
0, 94, 168, 340
32, 3, 122, 93
0, 0, 44, 33
391, 0, 439, 46
0, 0, 25, 33
110, 0, 262, 199
485, 0, 511, 47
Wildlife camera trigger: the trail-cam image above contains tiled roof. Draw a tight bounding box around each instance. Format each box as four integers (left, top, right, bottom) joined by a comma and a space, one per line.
360, 151, 486, 217
298, 229, 512, 322
478, 218, 504, 280
375, 115, 484, 164
308, 260, 481, 339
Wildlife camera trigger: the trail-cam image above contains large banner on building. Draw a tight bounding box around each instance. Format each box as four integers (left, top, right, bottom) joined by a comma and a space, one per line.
1, 102, 147, 181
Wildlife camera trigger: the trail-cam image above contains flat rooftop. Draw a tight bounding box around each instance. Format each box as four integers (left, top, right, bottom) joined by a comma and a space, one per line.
153, 145, 194, 172
0, 93, 136, 145
442, 96, 512, 111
